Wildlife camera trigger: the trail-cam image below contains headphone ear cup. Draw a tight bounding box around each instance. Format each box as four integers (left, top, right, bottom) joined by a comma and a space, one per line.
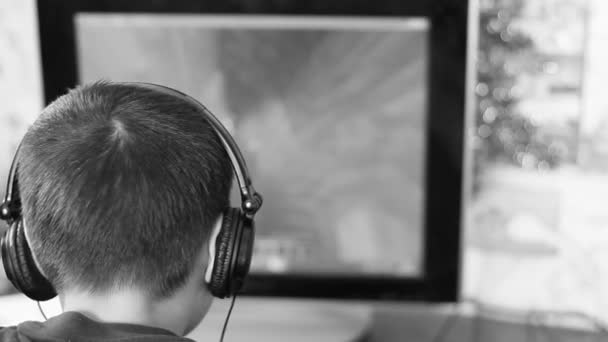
208, 208, 241, 298
1, 222, 23, 292
1, 220, 56, 301
231, 216, 254, 292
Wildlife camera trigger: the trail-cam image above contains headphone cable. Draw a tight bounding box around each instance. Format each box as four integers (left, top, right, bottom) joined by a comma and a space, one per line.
219, 294, 237, 342
37, 301, 48, 320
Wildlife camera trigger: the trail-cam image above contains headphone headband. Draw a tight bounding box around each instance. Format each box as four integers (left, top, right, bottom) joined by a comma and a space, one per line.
127, 82, 262, 217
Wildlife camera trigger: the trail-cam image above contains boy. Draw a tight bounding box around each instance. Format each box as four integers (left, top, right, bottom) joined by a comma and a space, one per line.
0, 81, 235, 340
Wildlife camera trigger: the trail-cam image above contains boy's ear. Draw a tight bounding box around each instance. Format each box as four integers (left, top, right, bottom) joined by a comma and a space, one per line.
204, 215, 224, 284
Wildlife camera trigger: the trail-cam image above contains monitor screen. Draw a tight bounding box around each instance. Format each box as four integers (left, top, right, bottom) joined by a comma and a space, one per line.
75, 14, 429, 278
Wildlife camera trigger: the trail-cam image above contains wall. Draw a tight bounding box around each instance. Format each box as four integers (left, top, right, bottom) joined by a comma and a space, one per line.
0, 0, 42, 294
0, 0, 42, 155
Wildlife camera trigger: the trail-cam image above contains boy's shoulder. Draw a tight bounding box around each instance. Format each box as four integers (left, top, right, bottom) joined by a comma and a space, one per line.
0, 312, 193, 342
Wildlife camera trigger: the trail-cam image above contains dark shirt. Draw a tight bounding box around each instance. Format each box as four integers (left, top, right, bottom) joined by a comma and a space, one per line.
0, 312, 194, 342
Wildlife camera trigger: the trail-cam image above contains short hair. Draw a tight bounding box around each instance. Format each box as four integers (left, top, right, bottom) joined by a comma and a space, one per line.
17, 81, 233, 298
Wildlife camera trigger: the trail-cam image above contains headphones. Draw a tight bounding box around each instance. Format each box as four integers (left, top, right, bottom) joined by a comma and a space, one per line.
0, 82, 262, 301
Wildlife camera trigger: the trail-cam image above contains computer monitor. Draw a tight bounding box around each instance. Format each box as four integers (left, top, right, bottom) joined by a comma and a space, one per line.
37, 0, 469, 301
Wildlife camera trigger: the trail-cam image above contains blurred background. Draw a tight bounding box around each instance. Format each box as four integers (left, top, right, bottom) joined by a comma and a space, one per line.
1, 0, 608, 341
464, 0, 608, 325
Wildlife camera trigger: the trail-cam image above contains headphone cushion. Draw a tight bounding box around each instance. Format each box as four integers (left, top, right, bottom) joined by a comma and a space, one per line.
10, 221, 56, 301
13, 222, 38, 292
209, 208, 240, 298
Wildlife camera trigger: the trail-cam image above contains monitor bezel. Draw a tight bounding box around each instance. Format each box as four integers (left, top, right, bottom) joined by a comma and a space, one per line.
37, 0, 468, 302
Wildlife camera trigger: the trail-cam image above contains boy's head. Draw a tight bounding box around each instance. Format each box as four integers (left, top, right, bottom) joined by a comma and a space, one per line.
16, 81, 233, 332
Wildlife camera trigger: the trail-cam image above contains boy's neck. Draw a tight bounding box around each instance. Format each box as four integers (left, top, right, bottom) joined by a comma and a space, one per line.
60, 289, 187, 335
